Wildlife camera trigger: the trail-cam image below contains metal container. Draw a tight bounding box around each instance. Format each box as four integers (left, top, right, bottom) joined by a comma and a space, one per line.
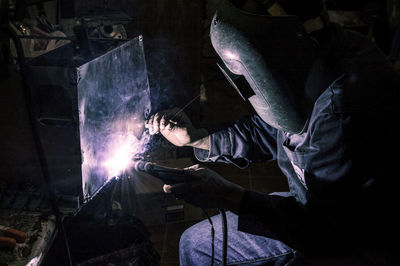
24, 36, 151, 206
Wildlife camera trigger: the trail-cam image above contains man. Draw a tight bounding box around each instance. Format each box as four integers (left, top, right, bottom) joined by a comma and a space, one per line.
146, 0, 400, 264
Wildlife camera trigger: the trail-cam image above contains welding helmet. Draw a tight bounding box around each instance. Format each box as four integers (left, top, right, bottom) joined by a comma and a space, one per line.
211, 0, 327, 133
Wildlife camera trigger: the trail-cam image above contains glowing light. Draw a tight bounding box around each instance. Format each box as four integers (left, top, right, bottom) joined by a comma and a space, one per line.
103, 143, 133, 178
100, 128, 149, 180
81, 116, 150, 187
224, 50, 239, 60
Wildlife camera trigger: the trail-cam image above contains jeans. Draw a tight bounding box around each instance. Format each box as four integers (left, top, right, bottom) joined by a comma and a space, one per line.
179, 210, 300, 266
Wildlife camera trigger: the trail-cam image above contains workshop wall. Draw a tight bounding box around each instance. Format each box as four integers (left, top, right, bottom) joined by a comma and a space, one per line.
0, 66, 43, 186
75, 0, 203, 122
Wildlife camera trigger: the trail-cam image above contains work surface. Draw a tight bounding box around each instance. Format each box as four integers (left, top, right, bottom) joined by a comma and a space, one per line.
0, 209, 56, 266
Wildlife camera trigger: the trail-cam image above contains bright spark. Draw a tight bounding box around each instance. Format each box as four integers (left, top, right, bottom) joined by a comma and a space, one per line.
224, 50, 239, 60
103, 143, 133, 178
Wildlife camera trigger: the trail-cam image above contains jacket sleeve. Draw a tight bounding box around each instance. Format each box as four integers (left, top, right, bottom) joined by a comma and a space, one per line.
193, 115, 278, 168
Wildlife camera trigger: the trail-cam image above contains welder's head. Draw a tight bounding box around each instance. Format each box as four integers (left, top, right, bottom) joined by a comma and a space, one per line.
211, 0, 328, 134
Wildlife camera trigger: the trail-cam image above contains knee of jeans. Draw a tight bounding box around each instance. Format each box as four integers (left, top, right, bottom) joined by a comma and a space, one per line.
180, 223, 207, 257
179, 227, 194, 263
179, 227, 194, 253
180, 219, 216, 263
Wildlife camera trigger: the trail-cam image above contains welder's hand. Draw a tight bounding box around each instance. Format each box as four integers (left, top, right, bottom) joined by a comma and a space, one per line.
145, 108, 209, 149
163, 165, 244, 211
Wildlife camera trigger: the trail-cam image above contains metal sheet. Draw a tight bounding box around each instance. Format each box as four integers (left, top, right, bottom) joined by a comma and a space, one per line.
77, 36, 151, 201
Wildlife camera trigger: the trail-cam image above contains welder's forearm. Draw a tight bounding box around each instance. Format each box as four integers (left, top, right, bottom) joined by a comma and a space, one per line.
187, 128, 210, 150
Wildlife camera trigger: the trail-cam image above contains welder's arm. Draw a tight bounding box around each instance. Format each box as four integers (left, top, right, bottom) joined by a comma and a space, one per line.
194, 115, 278, 168
145, 108, 210, 150
163, 164, 245, 211
146, 110, 278, 167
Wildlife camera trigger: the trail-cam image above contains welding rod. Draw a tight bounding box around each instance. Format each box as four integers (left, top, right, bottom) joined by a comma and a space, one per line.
169, 94, 200, 121
133, 160, 185, 184
0, 236, 16, 249
0, 225, 26, 243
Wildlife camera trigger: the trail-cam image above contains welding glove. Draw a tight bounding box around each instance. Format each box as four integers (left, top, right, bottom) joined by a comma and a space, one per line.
163, 164, 244, 210
145, 108, 209, 149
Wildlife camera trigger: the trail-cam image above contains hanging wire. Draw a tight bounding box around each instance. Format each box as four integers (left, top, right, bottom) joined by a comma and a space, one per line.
202, 208, 215, 266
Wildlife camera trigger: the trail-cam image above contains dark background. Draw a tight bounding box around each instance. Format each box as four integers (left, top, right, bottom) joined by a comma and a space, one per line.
1, 0, 400, 265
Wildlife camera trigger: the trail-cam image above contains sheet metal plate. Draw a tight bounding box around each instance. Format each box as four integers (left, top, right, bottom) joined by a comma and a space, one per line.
77, 36, 151, 201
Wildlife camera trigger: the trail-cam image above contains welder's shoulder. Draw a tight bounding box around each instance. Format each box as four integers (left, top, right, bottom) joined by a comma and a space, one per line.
332, 29, 400, 116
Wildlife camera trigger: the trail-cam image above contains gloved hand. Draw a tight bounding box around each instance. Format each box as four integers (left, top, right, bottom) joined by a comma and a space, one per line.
163, 164, 244, 211
145, 108, 209, 149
